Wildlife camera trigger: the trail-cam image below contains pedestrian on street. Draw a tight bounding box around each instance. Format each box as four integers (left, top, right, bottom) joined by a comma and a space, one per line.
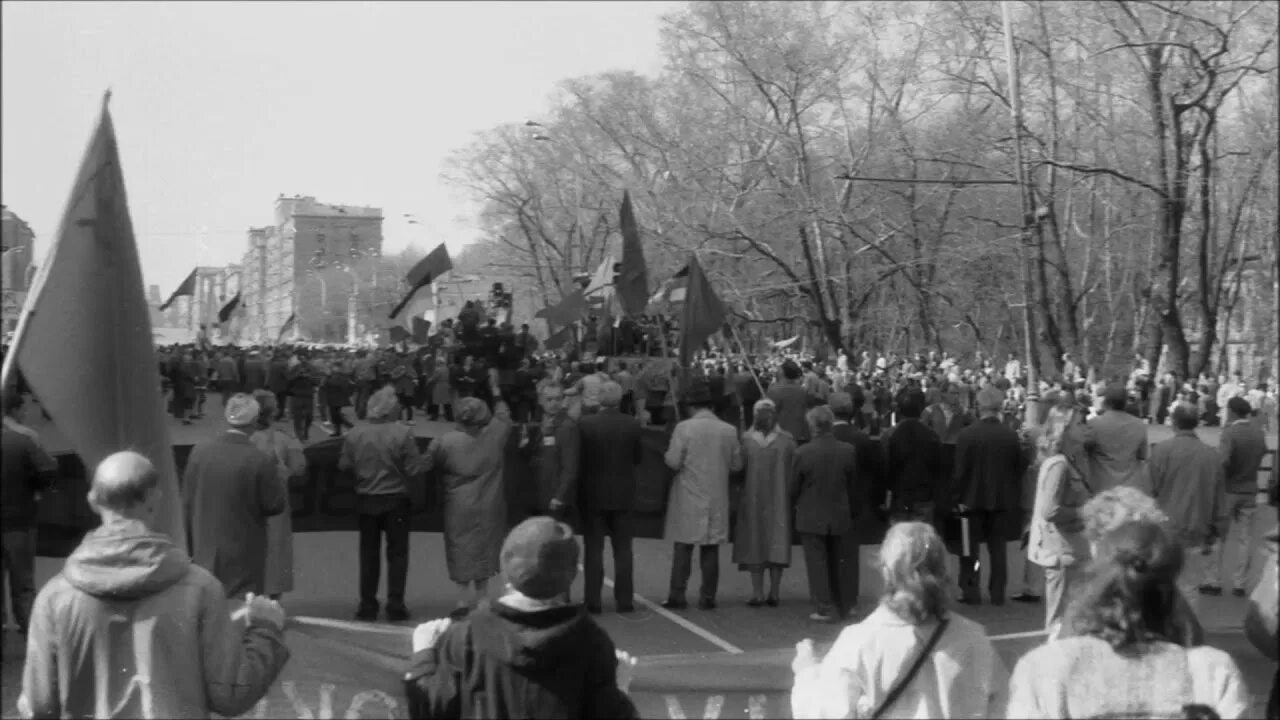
791, 521, 1008, 719
662, 378, 743, 610
578, 381, 643, 615
1008, 520, 1249, 718
267, 350, 290, 421
215, 349, 240, 408
733, 398, 795, 608
766, 361, 810, 444
321, 360, 355, 438
1142, 402, 1227, 624
425, 381, 514, 615
883, 388, 944, 525
339, 386, 426, 622
1203, 396, 1269, 597
792, 405, 862, 622
250, 390, 307, 601
182, 393, 286, 598
19, 451, 290, 719
285, 353, 317, 442
404, 517, 638, 719
1083, 384, 1150, 491
1, 388, 59, 636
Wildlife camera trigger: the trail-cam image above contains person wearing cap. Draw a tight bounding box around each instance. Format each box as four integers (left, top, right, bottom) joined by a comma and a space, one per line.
339, 385, 427, 622
424, 373, 515, 614
950, 386, 1030, 606
578, 380, 643, 614
1145, 402, 1228, 622
19, 451, 291, 719
1203, 396, 1269, 598
1083, 383, 1150, 492
404, 517, 638, 718
181, 393, 286, 598
662, 377, 744, 611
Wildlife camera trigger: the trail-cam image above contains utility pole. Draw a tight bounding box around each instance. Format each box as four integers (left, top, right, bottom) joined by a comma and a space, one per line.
1002, 1, 1041, 426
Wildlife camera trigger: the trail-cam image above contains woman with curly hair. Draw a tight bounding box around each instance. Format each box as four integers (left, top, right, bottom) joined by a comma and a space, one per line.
1007, 520, 1249, 718
791, 521, 1007, 718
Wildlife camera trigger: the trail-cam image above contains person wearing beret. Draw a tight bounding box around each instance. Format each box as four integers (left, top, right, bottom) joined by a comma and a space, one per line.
404, 517, 638, 719
181, 394, 286, 598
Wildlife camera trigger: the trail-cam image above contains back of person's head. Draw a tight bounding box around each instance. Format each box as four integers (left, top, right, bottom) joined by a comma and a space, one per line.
1081, 487, 1169, 547
879, 521, 949, 625
501, 517, 579, 600
781, 361, 802, 381
897, 389, 926, 419
1171, 402, 1199, 430
1103, 384, 1129, 411
828, 392, 854, 420
89, 451, 160, 514
1067, 520, 1184, 651
1226, 396, 1252, 419
598, 381, 623, 408
976, 386, 1004, 413
806, 405, 834, 435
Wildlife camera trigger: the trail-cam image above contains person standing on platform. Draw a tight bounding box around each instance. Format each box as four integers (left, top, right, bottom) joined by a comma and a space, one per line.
1203, 396, 1268, 597
425, 380, 514, 616
733, 398, 795, 608
1145, 402, 1227, 622
951, 387, 1029, 606
662, 378, 743, 610
1, 388, 59, 636
882, 388, 943, 524
19, 451, 291, 719
250, 390, 307, 602
577, 381, 642, 615
792, 405, 862, 622
1084, 384, 1150, 491
182, 394, 286, 598
340, 386, 426, 622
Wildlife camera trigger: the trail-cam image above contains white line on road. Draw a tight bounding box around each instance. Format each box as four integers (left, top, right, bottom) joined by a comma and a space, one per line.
987, 629, 1048, 642
292, 616, 411, 636
593, 566, 745, 655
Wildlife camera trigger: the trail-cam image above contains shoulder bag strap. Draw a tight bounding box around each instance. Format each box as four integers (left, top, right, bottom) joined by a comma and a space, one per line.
870, 618, 951, 720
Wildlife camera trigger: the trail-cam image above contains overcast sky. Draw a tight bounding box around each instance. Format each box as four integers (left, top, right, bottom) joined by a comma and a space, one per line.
1, 1, 675, 292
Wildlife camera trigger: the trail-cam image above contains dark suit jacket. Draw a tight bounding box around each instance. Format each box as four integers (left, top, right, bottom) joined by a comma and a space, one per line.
924, 405, 973, 445
883, 418, 944, 507
182, 431, 285, 598
768, 383, 811, 443
952, 417, 1028, 513
833, 422, 886, 508
577, 408, 644, 513
524, 412, 580, 517
243, 358, 269, 392
267, 359, 290, 394
791, 435, 859, 535
1220, 419, 1268, 495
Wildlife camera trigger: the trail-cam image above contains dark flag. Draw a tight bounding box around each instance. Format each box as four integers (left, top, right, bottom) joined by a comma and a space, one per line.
217, 291, 241, 323
0, 92, 187, 549
159, 267, 197, 311
389, 325, 411, 344
389, 243, 452, 320
544, 325, 573, 350
277, 313, 295, 343
678, 255, 725, 366
411, 317, 431, 344
618, 190, 649, 317
534, 287, 587, 327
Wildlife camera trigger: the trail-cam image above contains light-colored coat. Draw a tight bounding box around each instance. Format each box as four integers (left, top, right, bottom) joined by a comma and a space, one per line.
252, 427, 307, 595
791, 606, 1008, 719
1027, 455, 1091, 568
732, 429, 795, 568
663, 410, 743, 545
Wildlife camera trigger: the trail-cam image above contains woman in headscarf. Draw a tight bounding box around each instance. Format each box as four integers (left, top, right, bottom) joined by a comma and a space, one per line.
424, 369, 514, 615
251, 389, 307, 600
1008, 520, 1249, 718
791, 521, 1008, 718
733, 398, 795, 607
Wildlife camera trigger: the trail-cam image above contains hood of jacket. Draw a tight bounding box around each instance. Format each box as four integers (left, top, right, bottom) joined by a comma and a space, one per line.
62, 519, 191, 600
467, 599, 596, 671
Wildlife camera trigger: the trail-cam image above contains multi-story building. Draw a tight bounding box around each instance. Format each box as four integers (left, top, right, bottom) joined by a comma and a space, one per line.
244, 195, 384, 343
1, 207, 36, 334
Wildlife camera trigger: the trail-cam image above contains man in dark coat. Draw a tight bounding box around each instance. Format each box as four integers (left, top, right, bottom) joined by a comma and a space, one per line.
767, 361, 811, 444
242, 350, 269, 393
181, 394, 286, 598
1, 389, 59, 634
951, 386, 1029, 606
267, 351, 290, 421
882, 388, 944, 525
576, 381, 643, 615
830, 391, 886, 513
791, 405, 862, 622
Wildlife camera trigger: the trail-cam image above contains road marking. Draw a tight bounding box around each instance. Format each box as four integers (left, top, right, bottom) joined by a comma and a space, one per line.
292, 616, 410, 636
591, 565, 745, 655
988, 629, 1048, 642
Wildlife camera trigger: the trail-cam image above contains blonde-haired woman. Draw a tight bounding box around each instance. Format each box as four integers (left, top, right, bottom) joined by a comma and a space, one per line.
791, 522, 1007, 718
1027, 405, 1093, 639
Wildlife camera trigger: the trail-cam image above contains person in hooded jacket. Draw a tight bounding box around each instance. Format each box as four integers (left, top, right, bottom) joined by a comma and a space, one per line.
19, 451, 290, 719
404, 516, 638, 719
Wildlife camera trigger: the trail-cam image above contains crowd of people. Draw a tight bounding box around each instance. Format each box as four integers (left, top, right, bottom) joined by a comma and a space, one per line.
3, 321, 1278, 718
